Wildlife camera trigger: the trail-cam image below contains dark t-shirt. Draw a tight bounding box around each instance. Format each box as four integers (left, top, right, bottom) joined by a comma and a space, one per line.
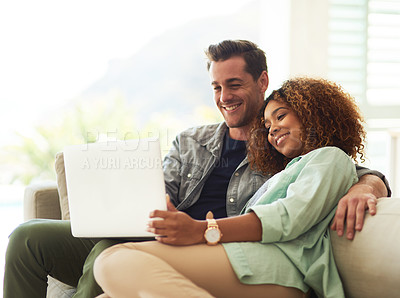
185, 131, 247, 220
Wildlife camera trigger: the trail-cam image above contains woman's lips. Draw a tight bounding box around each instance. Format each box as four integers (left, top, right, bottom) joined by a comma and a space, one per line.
276, 133, 290, 146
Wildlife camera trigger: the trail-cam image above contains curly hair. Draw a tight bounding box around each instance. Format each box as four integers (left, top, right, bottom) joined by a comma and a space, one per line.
247, 77, 366, 175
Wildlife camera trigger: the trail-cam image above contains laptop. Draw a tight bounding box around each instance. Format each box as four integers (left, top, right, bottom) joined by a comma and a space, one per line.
63, 137, 167, 238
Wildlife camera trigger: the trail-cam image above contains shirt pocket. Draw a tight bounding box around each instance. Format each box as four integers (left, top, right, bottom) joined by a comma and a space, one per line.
179, 162, 204, 197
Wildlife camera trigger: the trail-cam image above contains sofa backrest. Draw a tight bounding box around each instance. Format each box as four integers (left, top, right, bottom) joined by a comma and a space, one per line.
55, 152, 70, 220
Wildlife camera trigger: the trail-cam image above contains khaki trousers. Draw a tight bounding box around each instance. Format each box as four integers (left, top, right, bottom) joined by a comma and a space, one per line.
94, 241, 308, 298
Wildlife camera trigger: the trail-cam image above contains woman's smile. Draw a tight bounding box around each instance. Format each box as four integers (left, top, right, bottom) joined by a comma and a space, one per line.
264, 100, 304, 158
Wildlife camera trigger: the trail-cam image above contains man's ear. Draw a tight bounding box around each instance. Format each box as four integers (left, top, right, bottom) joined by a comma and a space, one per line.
258, 71, 269, 94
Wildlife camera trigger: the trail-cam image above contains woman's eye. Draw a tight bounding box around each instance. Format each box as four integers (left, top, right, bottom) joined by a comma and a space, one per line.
277, 113, 286, 120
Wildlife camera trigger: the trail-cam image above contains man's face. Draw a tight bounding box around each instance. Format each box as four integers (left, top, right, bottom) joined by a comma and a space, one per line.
209, 56, 268, 137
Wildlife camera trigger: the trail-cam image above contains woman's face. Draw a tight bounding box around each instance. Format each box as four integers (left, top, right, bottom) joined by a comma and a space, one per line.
264, 100, 304, 158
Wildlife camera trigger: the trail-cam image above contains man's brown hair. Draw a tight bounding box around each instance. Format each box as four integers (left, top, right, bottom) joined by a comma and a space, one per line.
205, 40, 267, 81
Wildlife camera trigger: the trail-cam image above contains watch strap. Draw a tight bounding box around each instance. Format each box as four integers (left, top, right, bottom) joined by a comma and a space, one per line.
204, 211, 222, 245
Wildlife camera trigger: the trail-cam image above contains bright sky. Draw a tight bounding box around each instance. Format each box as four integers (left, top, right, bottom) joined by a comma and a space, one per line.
0, 0, 255, 142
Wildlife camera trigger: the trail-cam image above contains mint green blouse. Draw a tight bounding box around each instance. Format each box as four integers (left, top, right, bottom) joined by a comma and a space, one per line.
223, 147, 358, 298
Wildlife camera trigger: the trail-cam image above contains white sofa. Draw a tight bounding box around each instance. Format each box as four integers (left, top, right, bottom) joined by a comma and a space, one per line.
23, 153, 400, 298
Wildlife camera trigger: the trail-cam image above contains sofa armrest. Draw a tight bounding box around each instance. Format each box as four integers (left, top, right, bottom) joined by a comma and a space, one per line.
331, 197, 400, 298
24, 182, 62, 221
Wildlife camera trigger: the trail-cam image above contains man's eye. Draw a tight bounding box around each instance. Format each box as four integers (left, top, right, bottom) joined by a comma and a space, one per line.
213, 86, 221, 92
230, 84, 241, 88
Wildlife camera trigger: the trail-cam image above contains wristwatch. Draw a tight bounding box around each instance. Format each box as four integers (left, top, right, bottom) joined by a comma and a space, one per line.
204, 211, 222, 245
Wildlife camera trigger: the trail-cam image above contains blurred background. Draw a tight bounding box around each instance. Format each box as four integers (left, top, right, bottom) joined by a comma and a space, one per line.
1, 0, 399, 292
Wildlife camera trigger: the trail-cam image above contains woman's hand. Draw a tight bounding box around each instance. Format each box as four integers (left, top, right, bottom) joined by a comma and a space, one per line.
147, 196, 206, 245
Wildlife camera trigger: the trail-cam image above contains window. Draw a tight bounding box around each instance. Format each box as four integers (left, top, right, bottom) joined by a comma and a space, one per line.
327, 0, 400, 195
328, 0, 400, 120
288, 0, 400, 194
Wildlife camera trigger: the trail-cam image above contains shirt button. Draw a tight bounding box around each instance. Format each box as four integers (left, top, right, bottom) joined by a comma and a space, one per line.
229, 198, 235, 203
234, 172, 239, 177
187, 173, 192, 178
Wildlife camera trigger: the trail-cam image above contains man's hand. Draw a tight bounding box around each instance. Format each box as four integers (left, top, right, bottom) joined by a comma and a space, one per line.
147, 196, 206, 245
331, 174, 387, 240
331, 184, 377, 240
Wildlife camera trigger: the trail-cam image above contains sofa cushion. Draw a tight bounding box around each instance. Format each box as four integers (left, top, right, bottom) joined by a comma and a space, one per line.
23, 182, 61, 221
55, 152, 70, 220
47, 276, 76, 297
331, 197, 400, 298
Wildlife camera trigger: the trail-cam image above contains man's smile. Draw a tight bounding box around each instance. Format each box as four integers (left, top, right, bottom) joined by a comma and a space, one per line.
223, 103, 242, 112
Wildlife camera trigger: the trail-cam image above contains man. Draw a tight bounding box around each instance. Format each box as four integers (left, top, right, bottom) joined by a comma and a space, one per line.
4, 40, 389, 297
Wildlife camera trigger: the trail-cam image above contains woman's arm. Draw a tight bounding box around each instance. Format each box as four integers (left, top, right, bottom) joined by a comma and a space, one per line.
148, 199, 262, 245
249, 147, 357, 243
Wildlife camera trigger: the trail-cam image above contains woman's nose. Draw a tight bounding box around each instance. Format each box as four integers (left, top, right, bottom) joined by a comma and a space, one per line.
270, 125, 280, 136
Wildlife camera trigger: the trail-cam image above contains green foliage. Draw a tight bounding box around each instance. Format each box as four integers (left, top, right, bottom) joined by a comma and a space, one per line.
1, 96, 222, 185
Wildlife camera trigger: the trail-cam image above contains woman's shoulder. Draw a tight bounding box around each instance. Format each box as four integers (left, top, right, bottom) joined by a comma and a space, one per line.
302, 146, 352, 164
307, 146, 346, 155
284, 147, 352, 174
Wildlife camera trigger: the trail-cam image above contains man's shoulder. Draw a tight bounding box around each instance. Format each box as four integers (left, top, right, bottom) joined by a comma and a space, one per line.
177, 122, 227, 143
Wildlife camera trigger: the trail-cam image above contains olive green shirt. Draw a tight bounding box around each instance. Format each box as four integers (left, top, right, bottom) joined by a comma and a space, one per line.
223, 147, 358, 298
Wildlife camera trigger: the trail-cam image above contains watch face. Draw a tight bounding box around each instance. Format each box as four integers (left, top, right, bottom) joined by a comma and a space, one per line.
205, 228, 221, 243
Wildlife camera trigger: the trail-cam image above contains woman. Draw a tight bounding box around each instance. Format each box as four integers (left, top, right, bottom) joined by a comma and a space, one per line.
93, 77, 365, 298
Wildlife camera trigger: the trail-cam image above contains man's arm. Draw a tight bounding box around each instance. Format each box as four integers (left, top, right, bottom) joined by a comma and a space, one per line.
331, 174, 388, 240
162, 136, 183, 208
